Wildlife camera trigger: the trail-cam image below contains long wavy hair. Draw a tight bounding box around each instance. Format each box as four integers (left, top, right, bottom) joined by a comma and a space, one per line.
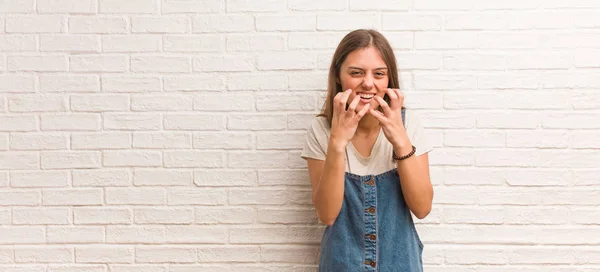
318, 29, 401, 127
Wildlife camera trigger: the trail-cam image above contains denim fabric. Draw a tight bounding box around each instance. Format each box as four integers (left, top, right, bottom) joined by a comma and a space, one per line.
318, 108, 424, 271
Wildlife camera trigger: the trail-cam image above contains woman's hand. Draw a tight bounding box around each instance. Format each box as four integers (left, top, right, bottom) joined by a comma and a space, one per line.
369, 88, 411, 151
329, 89, 371, 149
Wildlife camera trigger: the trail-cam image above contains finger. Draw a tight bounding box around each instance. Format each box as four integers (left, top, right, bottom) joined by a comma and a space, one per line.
340, 89, 352, 108
368, 108, 386, 123
354, 102, 371, 120
348, 94, 360, 114
386, 88, 399, 110
334, 89, 351, 113
374, 96, 392, 116
393, 89, 404, 108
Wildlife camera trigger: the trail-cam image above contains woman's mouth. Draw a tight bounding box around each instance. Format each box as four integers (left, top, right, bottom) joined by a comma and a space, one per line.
358, 93, 375, 103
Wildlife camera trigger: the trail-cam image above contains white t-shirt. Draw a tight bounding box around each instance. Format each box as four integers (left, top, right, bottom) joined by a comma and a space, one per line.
300, 108, 433, 176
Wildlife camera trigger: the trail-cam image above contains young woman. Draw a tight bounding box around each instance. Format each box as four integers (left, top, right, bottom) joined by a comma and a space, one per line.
301, 29, 434, 271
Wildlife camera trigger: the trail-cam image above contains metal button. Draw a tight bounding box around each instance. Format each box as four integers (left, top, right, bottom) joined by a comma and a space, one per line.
365, 179, 375, 186
370, 261, 376, 267
369, 234, 376, 240
367, 207, 376, 213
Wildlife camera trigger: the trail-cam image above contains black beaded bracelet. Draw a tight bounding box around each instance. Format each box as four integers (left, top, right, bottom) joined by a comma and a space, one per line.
392, 145, 416, 161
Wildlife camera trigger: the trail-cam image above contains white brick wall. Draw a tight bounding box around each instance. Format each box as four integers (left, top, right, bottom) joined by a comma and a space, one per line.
0, 0, 599, 271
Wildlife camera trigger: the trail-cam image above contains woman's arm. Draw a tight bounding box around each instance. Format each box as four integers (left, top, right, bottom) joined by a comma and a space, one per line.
394, 141, 433, 219
307, 139, 347, 226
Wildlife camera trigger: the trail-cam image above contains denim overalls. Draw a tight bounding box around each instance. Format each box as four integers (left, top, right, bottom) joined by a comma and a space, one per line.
318, 109, 424, 272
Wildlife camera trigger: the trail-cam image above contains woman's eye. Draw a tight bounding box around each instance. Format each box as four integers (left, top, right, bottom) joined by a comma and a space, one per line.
351, 71, 362, 75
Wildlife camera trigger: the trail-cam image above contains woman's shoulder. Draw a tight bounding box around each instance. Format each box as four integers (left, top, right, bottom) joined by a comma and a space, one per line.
308, 115, 331, 133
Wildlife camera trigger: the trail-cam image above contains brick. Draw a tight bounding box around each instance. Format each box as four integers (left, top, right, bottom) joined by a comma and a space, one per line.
288, 0, 346, 11
136, 246, 195, 263
0, 75, 35, 93
478, 73, 539, 89
506, 53, 571, 70
443, 54, 506, 70
258, 170, 309, 186
102, 35, 161, 52
573, 170, 600, 186
0, 190, 40, 205
71, 132, 130, 150
164, 75, 226, 92
70, 55, 127, 72
72, 169, 132, 187
134, 208, 193, 224
0, 35, 37, 51
38, 0, 96, 13
103, 151, 162, 167
193, 94, 253, 111
194, 207, 255, 224
0, 152, 39, 170
505, 169, 571, 187
164, 35, 224, 52
573, 131, 600, 149
507, 131, 569, 148
414, 0, 474, 10
446, 14, 507, 30
41, 151, 101, 169
164, 151, 223, 168
7, 55, 68, 72
260, 245, 319, 263
106, 226, 165, 244
10, 170, 68, 187
416, 32, 477, 49
443, 207, 503, 224
227, 0, 284, 12
258, 208, 318, 224
102, 76, 161, 92
505, 207, 569, 225
40, 34, 100, 52
43, 188, 102, 205
256, 132, 305, 149
6, 16, 64, 33
193, 14, 253, 32
228, 151, 289, 168
131, 56, 191, 73
350, 0, 409, 10
429, 149, 474, 166
227, 115, 287, 131
133, 132, 191, 149
10, 133, 68, 150
46, 226, 104, 243
198, 246, 259, 262
413, 73, 477, 90
194, 170, 256, 187
164, 114, 224, 130
69, 16, 128, 33
71, 95, 129, 112
109, 265, 169, 272
193, 132, 252, 150
40, 113, 100, 131
76, 246, 134, 263
543, 113, 600, 129
0, 227, 44, 244
287, 113, 317, 130
99, 0, 158, 14
256, 15, 316, 31
134, 170, 192, 186
381, 32, 414, 49
193, 55, 253, 72
419, 111, 475, 129
40, 75, 100, 93
132, 16, 189, 33
227, 34, 285, 52
479, 32, 538, 49
227, 73, 286, 91
164, 226, 228, 243
445, 130, 504, 148
229, 226, 322, 243
288, 32, 345, 50
0, 0, 34, 13
383, 14, 441, 30
477, 112, 541, 129
106, 188, 166, 205
317, 12, 378, 31
73, 207, 132, 225
13, 208, 70, 225
288, 72, 328, 91
163, 0, 223, 14
229, 189, 287, 205
132, 95, 194, 111
167, 188, 226, 205
443, 168, 504, 186
257, 94, 315, 111
14, 247, 73, 263
8, 94, 66, 112
257, 51, 315, 71
104, 114, 162, 130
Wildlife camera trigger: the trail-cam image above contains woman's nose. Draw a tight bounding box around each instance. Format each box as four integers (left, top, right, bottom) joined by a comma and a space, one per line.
362, 75, 374, 89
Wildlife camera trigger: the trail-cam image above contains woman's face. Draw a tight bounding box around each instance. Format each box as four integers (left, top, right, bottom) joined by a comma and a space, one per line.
338, 46, 389, 112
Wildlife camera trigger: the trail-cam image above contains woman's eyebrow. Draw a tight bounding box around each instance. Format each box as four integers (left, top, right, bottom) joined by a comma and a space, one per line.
347, 66, 388, 70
